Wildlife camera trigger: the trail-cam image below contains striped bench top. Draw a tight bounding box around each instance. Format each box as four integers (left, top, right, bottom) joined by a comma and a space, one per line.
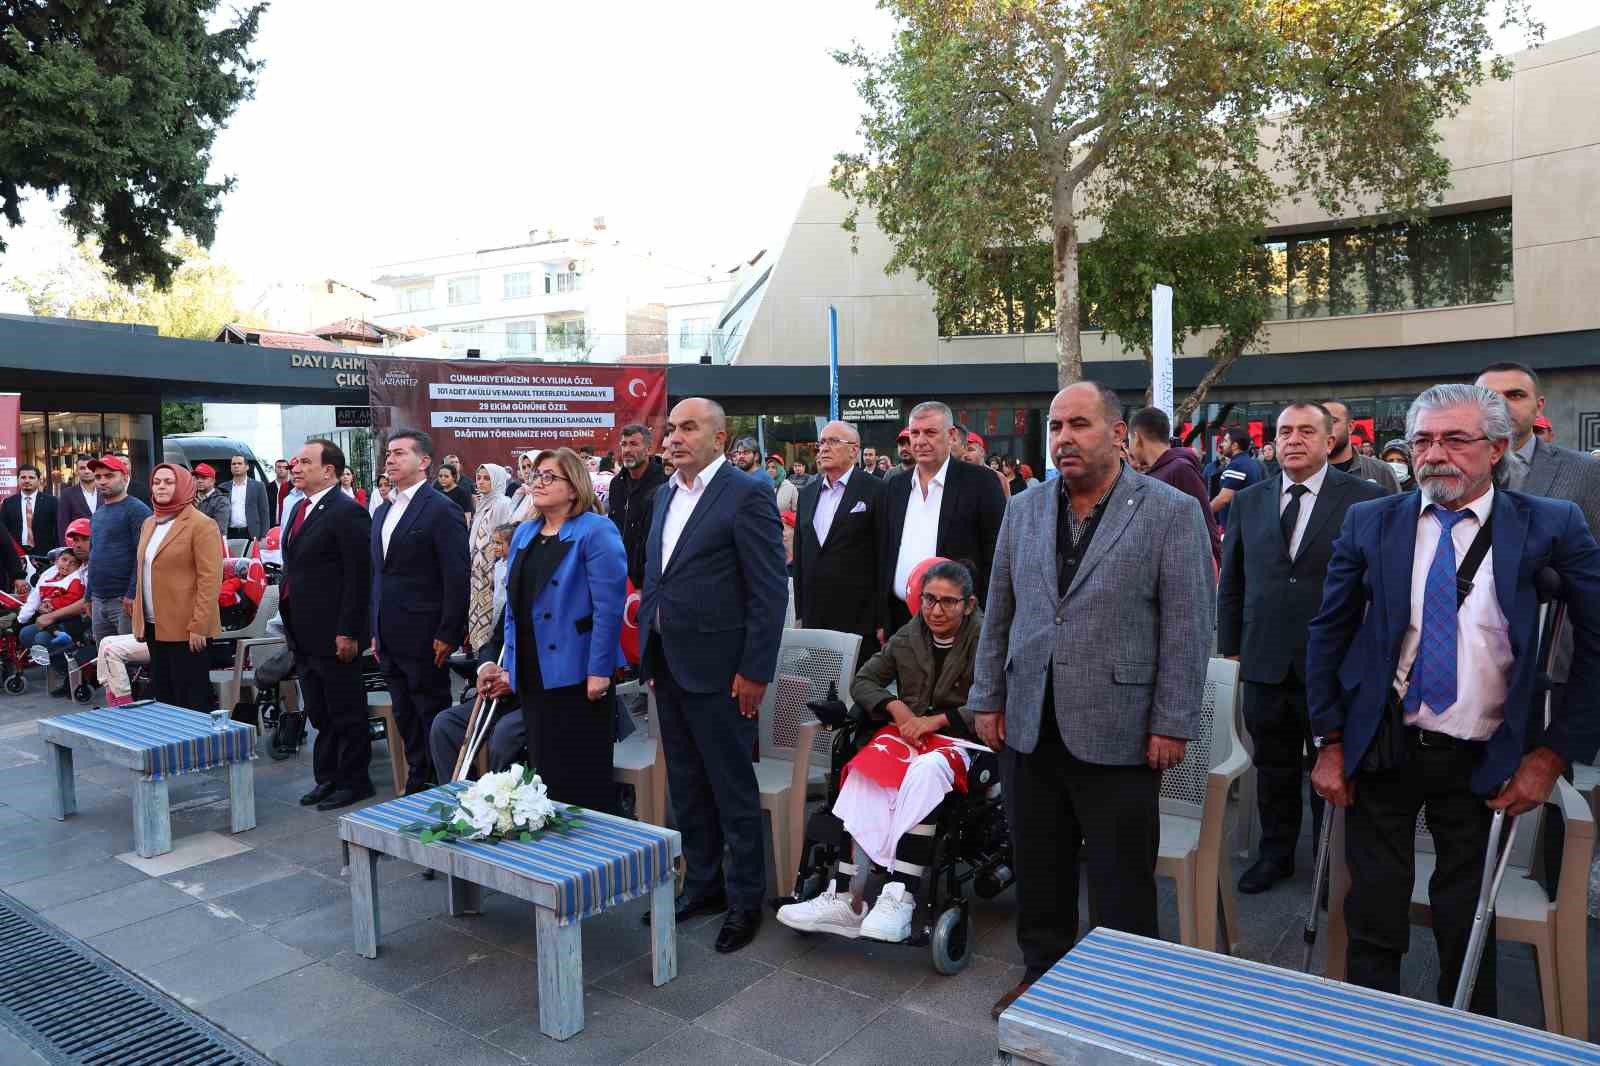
38, 703, 255, 781
1000, 928, 1600, 1065
340, 786, 676, 926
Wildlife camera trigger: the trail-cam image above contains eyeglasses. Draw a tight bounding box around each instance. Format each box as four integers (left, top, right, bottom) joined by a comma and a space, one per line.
1406, 434, 1491, 454
817, 437, 857, 449
529, 471, 571, 487
920, 593, 967, 612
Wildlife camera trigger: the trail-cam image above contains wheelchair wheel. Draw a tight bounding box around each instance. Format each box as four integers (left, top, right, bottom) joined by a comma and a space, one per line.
3, 673, 24, 695
930, 904, 972, 976
73, 684, 93, 704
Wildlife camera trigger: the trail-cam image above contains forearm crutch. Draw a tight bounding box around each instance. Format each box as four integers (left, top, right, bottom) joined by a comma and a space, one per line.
1452, 807, 1520, 1011
453, 648, 508, 782
1301, 813, 1334, 972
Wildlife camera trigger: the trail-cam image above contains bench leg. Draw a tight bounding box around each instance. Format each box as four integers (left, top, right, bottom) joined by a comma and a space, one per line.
132, 777, 171, 858
46, 742, 76, 820
650, 876, 677, 987
447, 874, 482, 916
536, 905, 584, 1040
349, 843, 380, 958
227, 759, 256, 834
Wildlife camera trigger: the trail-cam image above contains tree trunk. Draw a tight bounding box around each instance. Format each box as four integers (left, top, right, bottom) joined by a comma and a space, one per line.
1052, 173, 1082, 387
1175, 332, 1250, 422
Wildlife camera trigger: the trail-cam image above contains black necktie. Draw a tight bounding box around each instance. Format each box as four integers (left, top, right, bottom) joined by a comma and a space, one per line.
1280, 483, 1309, 554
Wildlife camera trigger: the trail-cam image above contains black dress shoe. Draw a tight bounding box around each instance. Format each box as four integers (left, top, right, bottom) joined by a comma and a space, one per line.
1238, 856, 1294, 894
317, 783, 377, 812
299, 782, 337, 806
714, 908, 762, 954
642, 891, 728, 926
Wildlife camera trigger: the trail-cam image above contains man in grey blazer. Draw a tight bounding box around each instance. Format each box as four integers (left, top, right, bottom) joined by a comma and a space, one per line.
970, 382, 1215, 1017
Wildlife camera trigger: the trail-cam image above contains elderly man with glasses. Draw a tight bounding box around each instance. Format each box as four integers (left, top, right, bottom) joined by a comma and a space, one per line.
794, 421, 885, 665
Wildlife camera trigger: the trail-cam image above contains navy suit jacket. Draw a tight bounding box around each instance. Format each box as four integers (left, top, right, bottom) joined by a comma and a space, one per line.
640, 461, 788, 694
1306, 488, 1600, 794
282, 488, 372, 657
369, 482, 470, 662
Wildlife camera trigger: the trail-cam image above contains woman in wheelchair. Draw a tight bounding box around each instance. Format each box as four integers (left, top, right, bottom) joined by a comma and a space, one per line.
778, 559, 984, 943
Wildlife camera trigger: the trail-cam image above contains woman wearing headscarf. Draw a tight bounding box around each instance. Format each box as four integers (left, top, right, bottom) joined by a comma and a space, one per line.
467, 462, 518, 653
132, 463, 223, 711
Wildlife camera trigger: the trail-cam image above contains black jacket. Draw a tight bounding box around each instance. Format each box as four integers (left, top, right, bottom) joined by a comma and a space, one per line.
1217, 465, 1386, 685
793, 468, 883, 656
1, 492, 58, 555
880, 457, 1007, 612
608, 458, 667, 587
282, 488, 372, 658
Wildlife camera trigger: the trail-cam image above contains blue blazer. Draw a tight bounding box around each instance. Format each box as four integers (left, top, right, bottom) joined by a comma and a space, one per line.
1307, 488, 1600, 795
640, 461, 788, 694
369, 482, 470, 661
498, 511, 627, 691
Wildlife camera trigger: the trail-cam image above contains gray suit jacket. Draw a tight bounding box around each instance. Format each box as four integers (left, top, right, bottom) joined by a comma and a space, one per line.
967, 466, 1217, 764
1348, 452, 1400, 494
1517, 439, 1600, 681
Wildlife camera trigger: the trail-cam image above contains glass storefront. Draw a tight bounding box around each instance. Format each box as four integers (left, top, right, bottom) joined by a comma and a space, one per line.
19, 410, 155, 493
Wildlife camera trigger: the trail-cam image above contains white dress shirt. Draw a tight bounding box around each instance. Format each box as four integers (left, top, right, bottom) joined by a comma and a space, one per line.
229, 481, 248, 527
17, 491, 36, 547
811, 466, 854, 547
1394, 487, 1510, 741
1278, 462, 1329, 560
380, 481, 421, 559
142, 519, 175, 623
83, 485, 99, 516
893, 458, 949, 605
661, 454, 726, 570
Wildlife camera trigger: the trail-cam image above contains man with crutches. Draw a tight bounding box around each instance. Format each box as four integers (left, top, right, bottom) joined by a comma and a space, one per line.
429, 611, 520, 781
1304, 384, 1600, 1016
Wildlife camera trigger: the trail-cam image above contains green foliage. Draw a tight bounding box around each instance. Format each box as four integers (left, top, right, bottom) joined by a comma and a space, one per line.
0, 1, 266, 288
833, 0, 1539, 401
161, 401, 204, 434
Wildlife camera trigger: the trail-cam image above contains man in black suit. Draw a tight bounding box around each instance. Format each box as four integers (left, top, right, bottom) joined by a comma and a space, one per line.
2, 465, 58, 555
880, 401, 1006, 637
1218, 401, 1386, 893
283, 439, 375, 811
608, 422, 668, 587
370, 429, 470, 794
56, 460, 100, 544
640, 396, 788, 954
794, 420, 882, 664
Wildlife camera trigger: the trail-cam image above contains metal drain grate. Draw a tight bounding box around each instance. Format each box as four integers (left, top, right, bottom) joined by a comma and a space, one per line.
0, 893, 274, 1066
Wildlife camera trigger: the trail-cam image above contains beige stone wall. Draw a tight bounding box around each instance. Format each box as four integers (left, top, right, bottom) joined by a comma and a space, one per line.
736, 25, 1600, 368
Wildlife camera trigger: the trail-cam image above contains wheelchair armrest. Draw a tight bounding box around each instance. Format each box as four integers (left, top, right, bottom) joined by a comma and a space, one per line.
232, 636, 287, 687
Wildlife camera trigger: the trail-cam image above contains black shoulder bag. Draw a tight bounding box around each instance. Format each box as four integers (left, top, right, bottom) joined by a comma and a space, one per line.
1360, 519, 1493, 772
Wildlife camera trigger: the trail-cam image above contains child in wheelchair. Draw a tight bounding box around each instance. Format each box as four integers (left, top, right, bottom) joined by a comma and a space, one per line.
777, 560, 1013, 969
13, 548, 89, 696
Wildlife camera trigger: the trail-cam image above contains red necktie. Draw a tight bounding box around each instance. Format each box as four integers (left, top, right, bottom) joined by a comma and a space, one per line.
289, 499, 310, 542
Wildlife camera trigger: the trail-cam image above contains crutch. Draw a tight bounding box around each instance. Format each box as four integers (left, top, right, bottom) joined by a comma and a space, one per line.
452, 647, 508, 782
1452, 567, 1563, 1009
1300, 813, 1334, 972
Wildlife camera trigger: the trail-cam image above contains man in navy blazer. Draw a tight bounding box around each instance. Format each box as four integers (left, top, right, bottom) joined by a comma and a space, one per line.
640, 397, 788, 954
370, 429, 470, 794
1306, 384, 1600, 1015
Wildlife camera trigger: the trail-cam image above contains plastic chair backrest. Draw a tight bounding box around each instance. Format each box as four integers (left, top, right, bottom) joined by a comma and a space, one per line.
222, 584, 278, 641
757, 628, 860, 770
1159, 657, 1240, 820
226, 538, 250, 558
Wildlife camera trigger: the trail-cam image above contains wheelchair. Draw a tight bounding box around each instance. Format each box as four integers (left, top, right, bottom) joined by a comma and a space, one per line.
772, 696, 1014, 975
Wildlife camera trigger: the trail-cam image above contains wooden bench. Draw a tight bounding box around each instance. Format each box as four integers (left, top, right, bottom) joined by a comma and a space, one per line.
38, 701, 257, 858
998, 928, 1600, 1065
338, 786, 682, 1041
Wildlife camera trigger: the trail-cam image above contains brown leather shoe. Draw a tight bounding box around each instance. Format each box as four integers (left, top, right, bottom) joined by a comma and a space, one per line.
991, 978, 1035, 1020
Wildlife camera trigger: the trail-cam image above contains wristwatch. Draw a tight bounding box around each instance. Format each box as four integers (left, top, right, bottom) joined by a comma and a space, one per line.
1312, 731, 1343, 749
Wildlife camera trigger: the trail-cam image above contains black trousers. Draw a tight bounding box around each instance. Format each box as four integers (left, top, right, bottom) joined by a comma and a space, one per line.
297, 652, 371, 791
430, 700, 526, 782
147, 639, 213, 712
1243, 674, 1324, 867
1014, 708, 1161, 977
524, 675, 618, 816
380, 652, 453, 793
648, 637, 764, 910
884, 595, 912, 639
1345, 742, 1496, 1016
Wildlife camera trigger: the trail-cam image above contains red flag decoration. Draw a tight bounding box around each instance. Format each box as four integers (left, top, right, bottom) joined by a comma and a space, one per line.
843, 725, 968, 794
619, 579, 643, 666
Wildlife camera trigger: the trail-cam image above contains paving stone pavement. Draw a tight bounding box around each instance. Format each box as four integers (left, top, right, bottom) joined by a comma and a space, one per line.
0, 687, 1594, 1064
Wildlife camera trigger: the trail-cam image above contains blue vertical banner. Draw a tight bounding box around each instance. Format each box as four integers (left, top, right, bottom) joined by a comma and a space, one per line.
827, 304, 840, 422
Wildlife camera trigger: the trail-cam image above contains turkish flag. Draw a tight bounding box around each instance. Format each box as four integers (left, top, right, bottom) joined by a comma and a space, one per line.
843, 725, 968, 794
619, 579, 642, 666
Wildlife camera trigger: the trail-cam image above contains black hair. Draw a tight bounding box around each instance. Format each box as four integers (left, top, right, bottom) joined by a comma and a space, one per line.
306, 439, 346, 478
1278, 400, 1333, 434
620, 422, 652, 443
1227, 427, 1252, 450
1129, 406, 1171, 442
493, 523, 519, 539
923, 559, 975, 600
386, 428, 435, 464
1478, 360, 1540, 392
17, 463, 40, 478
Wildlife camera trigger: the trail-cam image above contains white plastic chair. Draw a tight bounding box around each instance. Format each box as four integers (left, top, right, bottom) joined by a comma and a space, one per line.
1156, 656, 1251, 954
756, 628, 860, 896
225, 538, 252, 558
209, 585, 280, 712
612, 680, 666, 826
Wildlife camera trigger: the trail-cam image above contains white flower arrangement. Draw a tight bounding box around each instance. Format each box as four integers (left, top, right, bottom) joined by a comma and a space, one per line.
404, 765, 580, 845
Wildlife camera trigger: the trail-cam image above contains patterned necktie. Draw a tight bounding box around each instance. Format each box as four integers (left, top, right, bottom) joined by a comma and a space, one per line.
21, 496, 31, 548
1280, 484, 1309, 554
1406, 505, 1472, 714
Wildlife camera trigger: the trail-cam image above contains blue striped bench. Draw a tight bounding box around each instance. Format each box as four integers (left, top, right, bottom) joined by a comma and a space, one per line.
37, 701, 257, 858
999, 928, 1600, 1065
337, 786, 683, 1041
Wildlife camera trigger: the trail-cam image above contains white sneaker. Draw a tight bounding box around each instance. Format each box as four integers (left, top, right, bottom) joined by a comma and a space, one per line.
777, 887, 866, 938
860, 882, 915, 943
28, 646, 51, 667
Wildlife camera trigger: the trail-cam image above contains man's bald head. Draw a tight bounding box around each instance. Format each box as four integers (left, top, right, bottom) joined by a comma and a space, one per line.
666, 397, 730, 481
816, 420, 860, 477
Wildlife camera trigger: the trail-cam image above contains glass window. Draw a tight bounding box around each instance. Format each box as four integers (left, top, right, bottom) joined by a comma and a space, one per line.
447, 275, 480, 306
399, 285, 432, 312
545, 318, 587, 355
677, 317, 710, 356
19, 412, 47, 491
555, 271, 581, 294
503, 272, 532, 300
504, 319, 536, 354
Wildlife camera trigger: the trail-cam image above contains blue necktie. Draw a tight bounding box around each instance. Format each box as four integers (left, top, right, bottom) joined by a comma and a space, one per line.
1407, 506, 1472, 715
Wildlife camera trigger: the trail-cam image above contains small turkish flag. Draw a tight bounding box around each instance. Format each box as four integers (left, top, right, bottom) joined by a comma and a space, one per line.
843, 725, 967, 794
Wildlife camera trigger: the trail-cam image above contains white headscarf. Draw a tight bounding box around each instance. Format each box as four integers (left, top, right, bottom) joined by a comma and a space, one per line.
471, 463, 517, 545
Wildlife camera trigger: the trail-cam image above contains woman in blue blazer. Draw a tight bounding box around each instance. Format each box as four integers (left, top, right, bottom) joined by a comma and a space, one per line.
477, 447, 627, 813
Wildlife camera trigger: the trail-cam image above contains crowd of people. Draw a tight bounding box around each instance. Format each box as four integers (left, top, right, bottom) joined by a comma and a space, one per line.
4, 358, 1597, 1025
